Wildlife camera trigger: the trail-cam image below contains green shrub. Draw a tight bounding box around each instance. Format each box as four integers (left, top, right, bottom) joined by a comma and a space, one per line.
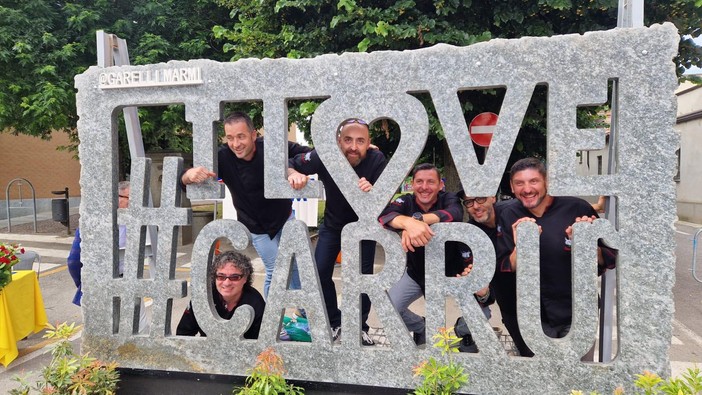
10, 322, 120, 395
234, 347, 304, 395
411, 326, 469, 395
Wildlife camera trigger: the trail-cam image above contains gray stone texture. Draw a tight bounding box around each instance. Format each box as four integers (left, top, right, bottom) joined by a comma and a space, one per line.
74, 23, 679, 394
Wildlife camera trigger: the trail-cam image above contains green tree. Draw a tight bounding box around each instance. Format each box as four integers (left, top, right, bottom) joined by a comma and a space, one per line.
1, 1, 699, 186
214, 0, 701, 74
213, 0, 701, 190
0, 0, 232, 157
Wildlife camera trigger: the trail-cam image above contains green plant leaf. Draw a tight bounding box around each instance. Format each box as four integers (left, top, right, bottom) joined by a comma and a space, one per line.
357, 37, 371, 52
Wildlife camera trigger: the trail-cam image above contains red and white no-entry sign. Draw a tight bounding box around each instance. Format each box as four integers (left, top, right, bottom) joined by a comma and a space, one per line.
469, 112, 498, 148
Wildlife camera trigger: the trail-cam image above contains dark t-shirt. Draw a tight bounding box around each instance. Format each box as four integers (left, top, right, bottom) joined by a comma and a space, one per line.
463, 200, 521, 308
176, 283, 265, 339
378, 191, 463, 290
290, 149, 387, 230
217, 138, 311, 238
496, 196, 601, 327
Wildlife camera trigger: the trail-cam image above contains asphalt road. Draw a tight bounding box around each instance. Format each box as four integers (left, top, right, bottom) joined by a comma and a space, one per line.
670, 222, 702, 367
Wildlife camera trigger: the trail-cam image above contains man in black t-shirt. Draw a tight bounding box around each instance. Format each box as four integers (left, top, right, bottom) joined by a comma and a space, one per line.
497, 158, 616, 340
288, 118, 386, 346
182, 112, 312, 299
378, 163, 463, 345
457, 191, 532, 356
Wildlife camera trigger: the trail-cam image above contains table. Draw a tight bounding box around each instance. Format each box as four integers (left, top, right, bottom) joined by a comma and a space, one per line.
0, 270, 48, 367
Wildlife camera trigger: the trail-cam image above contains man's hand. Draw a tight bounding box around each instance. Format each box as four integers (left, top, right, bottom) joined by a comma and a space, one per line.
455, 263, 473, 277
475, 286, 490, 298
565, 215, 597, 240
287, 169, 309, 190
454, 265, 490, 301
182, 167, 216, 185
358, 177, 373, 192
399, 219, 435, 252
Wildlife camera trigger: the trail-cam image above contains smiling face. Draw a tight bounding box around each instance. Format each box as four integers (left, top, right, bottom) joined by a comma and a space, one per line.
337, 123, 370, 167
465, 196, 497, 227
510, 168, 549, 213
412, 169, 443, 211
214, 262, 247, 303
224, 120, 257, 161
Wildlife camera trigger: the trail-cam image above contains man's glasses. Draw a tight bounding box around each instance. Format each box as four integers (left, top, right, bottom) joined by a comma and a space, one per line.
462, 197, 487, 208
215, 273, 245, 282
337, 118, 368, 134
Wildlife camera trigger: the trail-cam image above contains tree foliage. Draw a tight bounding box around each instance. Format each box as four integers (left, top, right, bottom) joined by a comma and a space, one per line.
212, 0, 701, 186
0, 0, 231, 156
213, 0, 701, 72
1, 0, 700, 182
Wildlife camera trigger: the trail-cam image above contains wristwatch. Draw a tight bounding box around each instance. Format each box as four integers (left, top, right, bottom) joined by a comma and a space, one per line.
476, 289, 491, 304
412, 212, 423, 222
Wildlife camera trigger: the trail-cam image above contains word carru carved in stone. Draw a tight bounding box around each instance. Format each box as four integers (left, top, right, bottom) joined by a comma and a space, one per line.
98, 66, 202, 89
74, 24, 679, 394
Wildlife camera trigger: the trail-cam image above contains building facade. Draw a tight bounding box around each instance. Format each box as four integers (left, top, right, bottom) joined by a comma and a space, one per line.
0, 131, 81, 221
675, 80, 702, 223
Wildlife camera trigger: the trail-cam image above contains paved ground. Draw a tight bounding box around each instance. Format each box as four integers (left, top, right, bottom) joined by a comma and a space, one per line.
0, 213, 79, 235
1, 212, 700, 393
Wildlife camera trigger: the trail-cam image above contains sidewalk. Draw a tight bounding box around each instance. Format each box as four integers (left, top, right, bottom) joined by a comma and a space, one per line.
0, 206, 79, 235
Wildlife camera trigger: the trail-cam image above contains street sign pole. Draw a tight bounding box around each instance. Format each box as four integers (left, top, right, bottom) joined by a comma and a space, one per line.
598, 0, 644, 363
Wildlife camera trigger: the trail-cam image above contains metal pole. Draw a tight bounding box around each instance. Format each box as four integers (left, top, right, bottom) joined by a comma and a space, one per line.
96, 31, 158, 268
64, 187, 71, 235
692, 228, 702, 283
617, 0, 644, 28
598, 0, 644, 363
5, 178, 38, 233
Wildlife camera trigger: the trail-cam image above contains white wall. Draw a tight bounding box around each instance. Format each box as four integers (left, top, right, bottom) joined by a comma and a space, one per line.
675, 81, 702, 222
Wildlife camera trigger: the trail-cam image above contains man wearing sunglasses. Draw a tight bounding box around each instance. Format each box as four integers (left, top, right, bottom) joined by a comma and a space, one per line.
182, 112, 312, 299
287, 118, 386, 346
177, 250, 265, 338
454, 190, 534, 356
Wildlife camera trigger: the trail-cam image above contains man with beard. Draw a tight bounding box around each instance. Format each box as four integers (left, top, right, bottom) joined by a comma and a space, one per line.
182, 111, 311, 299
497, 157, 616, 341
287, 118, 386, 345
378, 163, 464, 345
456, 191, 532, 356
